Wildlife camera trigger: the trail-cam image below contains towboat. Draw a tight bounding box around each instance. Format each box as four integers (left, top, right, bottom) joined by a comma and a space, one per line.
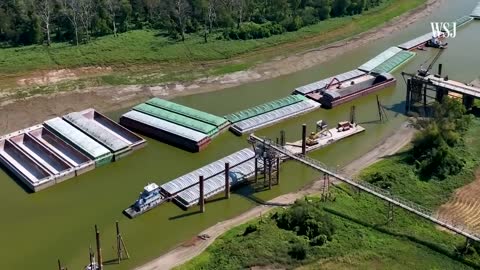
124, 183, 165, 218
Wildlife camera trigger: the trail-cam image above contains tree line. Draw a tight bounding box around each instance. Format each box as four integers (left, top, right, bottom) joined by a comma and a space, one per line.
0, 0, 386, 47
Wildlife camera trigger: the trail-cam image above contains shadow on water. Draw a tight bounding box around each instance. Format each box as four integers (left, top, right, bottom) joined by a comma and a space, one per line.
233, 183, 293, 207
386, 100, 407, 116
324, 207, 480, 269
169, 210, 203, 220
0, 163, 33, 194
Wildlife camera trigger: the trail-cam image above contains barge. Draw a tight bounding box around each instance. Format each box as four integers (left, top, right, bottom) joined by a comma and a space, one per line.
225, 95, 320, 135
306, 73, 396, 108
358, 47, 415, 73
44, 117, 113, 166
28, 126, 95, 176
284, 120, 365, 154
0, 138, 55, 192
120, 110, 211, 152
472, 2, 480, 19
146, 98, 230, 131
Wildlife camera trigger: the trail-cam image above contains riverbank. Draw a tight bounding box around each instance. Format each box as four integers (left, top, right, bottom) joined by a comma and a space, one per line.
0, 0, 439, 134
135, 122, 417, 270
166, 118, 480, 270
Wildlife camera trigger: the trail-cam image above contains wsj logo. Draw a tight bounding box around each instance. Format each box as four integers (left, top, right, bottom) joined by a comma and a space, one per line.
430, 22, 457, 38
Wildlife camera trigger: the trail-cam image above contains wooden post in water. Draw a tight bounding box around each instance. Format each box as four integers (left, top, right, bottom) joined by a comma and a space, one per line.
268, 159, 273, 189
280, 130, 286, 146
276, 157, 280, 185
225, 162, 230, 199
89, 246, 94, 268
254, 158, 258, 183
199, 175, 205, 213
116, 221, 130, 263
301, 124, 307, 155
263, 156, 268, 187
95, 225, 103, 270
405, 79, 411, 114
438, 63, 443, 77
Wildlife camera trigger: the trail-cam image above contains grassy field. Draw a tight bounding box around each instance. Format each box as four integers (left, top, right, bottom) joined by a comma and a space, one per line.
175, 120, 480, 270
0, 0, 426, 89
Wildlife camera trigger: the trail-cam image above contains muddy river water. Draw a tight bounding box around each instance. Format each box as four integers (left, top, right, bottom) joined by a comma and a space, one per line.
0, 1, 479, 269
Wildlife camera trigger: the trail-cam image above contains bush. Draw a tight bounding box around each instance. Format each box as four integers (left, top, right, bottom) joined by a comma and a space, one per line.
310, 234, 328, 246
243, 224, 258, 236
223, 22, 285, 40
274, 199, 335, 241
288, 241, 307, 260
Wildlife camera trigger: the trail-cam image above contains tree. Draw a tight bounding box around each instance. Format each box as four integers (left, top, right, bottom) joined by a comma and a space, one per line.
105, 0, 120, 37
411, 98, 472, 179
78, 0, 95, 41
36, 0, 53, 45
169, 0, 190, 41
62, 0, 81, 45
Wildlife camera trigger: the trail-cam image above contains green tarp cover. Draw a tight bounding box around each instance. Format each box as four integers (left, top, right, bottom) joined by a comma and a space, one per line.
372, 51, 415, 74
146, 98, 227, 128
224, 95, 306, 123
133, 104, 218, 137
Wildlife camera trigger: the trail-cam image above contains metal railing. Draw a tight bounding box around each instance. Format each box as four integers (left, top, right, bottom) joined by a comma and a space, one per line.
249, 134, 480, 242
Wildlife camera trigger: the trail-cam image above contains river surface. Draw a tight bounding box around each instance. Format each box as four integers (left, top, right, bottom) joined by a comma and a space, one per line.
0, 1, 479, 269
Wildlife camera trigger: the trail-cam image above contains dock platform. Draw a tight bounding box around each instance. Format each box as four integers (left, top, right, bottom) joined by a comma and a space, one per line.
284, 124, 365, 154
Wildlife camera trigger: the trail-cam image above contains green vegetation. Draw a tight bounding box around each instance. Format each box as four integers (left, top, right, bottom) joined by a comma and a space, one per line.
0, 0, 426, 87
1, 0, 391, 47
177, 101, 480, 270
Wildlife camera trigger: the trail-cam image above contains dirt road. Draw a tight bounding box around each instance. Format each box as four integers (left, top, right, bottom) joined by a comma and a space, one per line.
134, 123, 416, 270
0, 0, 440, 134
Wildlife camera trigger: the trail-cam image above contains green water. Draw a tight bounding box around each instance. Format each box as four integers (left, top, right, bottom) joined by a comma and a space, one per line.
0, 2, 479, 269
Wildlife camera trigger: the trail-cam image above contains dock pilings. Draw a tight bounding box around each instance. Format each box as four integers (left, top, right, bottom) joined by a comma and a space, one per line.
225, 162, 230, 199
301, 124, 307, 155
199, 175, 205, 213
95, 225, 103, 270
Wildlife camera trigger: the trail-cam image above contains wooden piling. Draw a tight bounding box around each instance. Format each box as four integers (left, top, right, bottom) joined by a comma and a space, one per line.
254, 158, 258, 183
225, 162, 230, 199
301, 124, 307, 155
268, 159, 273, 189
116, 220, 130, 263
280, 130, 286, 146
95, 225, 103, 270
276, 157, 280, 185
438, 63, 443, 77
199, 175, 205, 213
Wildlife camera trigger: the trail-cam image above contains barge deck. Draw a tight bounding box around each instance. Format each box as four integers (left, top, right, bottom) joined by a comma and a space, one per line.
284, 124, 365, 154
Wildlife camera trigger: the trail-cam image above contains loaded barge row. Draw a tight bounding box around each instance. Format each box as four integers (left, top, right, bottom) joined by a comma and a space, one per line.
124, 148, 261, 217
225, 95, 320, 135
120, 98, 229, 152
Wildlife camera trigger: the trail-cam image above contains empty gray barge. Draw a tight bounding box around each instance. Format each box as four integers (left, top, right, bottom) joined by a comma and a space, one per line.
28, 126, 95, 176
0, 138, 55, 192
63, 109, 146, 160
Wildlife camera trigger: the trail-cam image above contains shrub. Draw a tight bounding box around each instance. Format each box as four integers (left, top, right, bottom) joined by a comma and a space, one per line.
223, 22, 285, 40
310, 234, 328, 246
289, 241, 307, 260
243, 224, 258, 236
274, 199, 335, 241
